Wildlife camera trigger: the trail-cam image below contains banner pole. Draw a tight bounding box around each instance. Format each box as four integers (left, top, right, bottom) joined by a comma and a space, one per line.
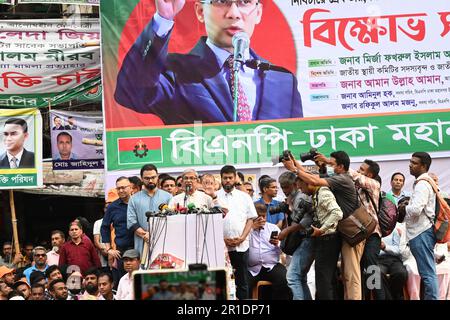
9, 190, 21, 264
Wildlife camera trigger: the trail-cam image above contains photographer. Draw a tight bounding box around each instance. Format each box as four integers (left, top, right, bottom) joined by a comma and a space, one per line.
282, 150, 362, 300
297, 175, 343, 300
277, 172, 314, 300
254, 178, 285, 229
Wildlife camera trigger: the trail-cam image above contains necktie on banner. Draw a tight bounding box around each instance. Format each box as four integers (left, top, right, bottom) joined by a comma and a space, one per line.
10, 157, 18, 169
225, 55, 252, 122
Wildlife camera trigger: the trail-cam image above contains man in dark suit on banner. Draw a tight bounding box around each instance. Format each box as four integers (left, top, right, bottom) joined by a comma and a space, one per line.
0, 118, 35, 169
115, 0, 303, 125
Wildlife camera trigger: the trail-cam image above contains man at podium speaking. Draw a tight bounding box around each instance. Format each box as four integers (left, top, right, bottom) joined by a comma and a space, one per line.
169, 168, 215, 211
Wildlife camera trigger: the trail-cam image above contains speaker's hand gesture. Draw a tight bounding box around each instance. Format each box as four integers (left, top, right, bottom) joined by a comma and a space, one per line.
156, 0, 186, 21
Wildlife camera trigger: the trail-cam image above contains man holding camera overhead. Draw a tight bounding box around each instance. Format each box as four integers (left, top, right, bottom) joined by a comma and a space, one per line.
283, 150, 364, 300
277, 171, 315, 300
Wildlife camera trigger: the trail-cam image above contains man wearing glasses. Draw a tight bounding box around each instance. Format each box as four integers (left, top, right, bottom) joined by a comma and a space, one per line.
101, 177, 135, 283
23, 247, 49, 285
127, 164, 172, 257
115, 0, 302, 125
169, 168, 215, 210
0, 118, 35, 169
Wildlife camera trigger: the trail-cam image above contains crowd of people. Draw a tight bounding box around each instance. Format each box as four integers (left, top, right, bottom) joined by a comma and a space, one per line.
0, 150, 449, 300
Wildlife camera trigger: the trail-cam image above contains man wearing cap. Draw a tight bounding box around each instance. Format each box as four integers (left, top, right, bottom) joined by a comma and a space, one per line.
127, 164, 172, 257
116, 249, 140, 300
12, 279, 31, 300
169, 169, 215, 211
0, 265, 15, 287
0, 279, 13, 300
101, 176, 135, 285
23, 246, 49, 284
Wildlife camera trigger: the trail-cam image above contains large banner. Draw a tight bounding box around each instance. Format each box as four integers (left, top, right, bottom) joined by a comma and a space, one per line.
50, 110, 104, 170
0, 108, 43, 189
0, 19, 101, 108
101, 0, 450, 176
18, 0, 99, 5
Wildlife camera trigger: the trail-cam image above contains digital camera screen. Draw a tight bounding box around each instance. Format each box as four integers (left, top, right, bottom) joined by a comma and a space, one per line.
133, 268, 228, 300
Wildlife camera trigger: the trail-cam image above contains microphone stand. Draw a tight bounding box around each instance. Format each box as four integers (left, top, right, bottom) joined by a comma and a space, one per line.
232, 62, 241, 122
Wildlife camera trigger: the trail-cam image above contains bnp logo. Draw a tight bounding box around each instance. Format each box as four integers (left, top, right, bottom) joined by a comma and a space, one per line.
118, 136, 163, 165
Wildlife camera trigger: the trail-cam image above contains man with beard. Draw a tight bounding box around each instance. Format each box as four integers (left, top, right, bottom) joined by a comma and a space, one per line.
46, 230, 65, 266
49, 279, 69, 300
79, 267, 101, 300
127, 164, 172, 257
23, 246, 49, 284
209, 165, 257, 300
169, 169, 214, 210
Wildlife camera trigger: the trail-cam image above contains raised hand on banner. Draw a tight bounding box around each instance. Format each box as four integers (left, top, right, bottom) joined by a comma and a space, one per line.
156, 0, 186, 21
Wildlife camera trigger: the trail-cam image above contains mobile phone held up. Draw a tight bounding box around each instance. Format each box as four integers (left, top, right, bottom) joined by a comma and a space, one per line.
270, 230, 279, 240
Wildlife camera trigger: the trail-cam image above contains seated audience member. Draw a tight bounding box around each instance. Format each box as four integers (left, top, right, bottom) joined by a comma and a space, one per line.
247, 203, 291, 300
378, 222, 409, 300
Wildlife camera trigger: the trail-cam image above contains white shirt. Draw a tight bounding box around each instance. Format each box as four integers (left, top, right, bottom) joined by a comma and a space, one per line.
405, 173, 436, 241
169, 190, 214, 210
46, 250, 60, 266
116, 272, 133, 300
217, 188, 257, 252
93, 219, 107, 267
6, 149, 24, 168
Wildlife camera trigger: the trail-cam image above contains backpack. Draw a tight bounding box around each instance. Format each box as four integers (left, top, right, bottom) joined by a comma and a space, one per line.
417, 178, 450, 244
362, 189, 399, 237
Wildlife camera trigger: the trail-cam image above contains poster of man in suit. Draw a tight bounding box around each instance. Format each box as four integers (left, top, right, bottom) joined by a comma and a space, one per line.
0, 108, 42, 189
0, 118, 35, 169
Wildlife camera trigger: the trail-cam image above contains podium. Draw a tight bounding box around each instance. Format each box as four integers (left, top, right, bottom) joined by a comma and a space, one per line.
141, 213, 225, 269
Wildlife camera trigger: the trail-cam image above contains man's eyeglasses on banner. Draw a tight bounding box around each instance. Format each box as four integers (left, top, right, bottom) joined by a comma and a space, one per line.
200, 0, 260, 14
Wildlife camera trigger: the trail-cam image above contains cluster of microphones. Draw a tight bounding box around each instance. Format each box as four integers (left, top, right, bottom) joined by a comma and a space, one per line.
145, 203, 226, 218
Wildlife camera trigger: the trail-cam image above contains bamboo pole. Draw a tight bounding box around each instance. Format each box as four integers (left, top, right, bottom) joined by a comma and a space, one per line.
9, 190, 20, 259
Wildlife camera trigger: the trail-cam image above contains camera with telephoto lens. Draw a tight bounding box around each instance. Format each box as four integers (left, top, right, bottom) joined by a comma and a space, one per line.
300, 148, 318, 162
268, 202, 290, 215
271, 150, 293, 165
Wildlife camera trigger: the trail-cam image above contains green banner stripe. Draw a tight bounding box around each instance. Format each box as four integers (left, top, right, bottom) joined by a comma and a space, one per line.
106, 111, 450, 171
118, 149, 163, 165
0, 78, 101, 108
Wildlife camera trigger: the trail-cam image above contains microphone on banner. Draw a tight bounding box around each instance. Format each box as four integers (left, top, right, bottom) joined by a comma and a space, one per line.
232, 32, 249, 71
